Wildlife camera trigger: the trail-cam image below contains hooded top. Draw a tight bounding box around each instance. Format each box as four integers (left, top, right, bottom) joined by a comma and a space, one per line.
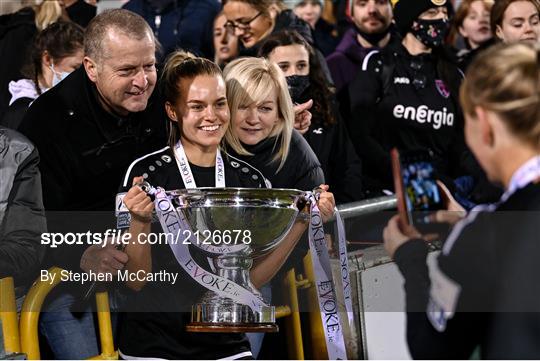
8, 79, 42, 106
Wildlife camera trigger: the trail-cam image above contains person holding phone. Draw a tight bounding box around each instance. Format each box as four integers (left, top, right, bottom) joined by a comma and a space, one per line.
383, 42, 540, 358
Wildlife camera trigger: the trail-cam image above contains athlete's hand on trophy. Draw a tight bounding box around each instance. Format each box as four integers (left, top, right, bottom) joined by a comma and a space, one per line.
317, 184, 335, 223
80, 243, 129, 276
293, 99, 313, 135
124, 176, 154, 224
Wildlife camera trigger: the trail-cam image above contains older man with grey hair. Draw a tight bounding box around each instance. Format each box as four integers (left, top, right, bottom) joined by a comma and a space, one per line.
18, 9, 167, 359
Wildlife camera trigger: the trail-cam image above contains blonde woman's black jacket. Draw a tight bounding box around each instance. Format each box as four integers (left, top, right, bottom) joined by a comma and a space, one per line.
226, 130, 324, 191
0, 126, 45, 288
395, 182, 540, 359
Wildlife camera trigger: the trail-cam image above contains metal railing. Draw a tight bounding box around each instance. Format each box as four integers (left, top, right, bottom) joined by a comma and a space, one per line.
331, 195, 397, 221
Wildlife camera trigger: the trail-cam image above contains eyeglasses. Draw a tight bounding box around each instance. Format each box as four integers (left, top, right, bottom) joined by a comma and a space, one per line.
224, 12, 262, 34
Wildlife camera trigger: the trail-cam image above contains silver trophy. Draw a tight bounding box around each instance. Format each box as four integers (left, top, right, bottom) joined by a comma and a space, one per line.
150, 187, 309, 333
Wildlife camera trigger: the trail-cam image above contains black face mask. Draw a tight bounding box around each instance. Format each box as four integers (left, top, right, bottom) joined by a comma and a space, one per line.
410, 18, 449, 49
286, 75, 310, 103
354, 24, 391, 47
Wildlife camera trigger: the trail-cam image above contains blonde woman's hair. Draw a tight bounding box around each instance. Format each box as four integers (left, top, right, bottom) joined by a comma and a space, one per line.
460, 42, 540, 147
34, 0, 63, 31
161, 50, 224, 149
223, 57, 294, 172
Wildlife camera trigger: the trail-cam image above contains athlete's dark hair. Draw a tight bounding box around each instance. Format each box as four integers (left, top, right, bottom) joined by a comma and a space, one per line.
161, 51, 223, 149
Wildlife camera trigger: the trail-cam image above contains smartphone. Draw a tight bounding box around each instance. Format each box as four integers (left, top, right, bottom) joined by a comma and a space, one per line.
391, 149, 443, 227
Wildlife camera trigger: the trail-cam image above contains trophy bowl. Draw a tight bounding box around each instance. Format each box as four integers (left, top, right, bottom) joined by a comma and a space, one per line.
167, 187, 308, 333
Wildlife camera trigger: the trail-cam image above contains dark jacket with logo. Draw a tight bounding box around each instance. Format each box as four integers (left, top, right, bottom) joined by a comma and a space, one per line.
347, 41, 472, 191
225, 130, 324, 192
18, 66, 167, 271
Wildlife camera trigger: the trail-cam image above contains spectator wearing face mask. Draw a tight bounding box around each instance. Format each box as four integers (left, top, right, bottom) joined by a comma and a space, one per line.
259, 30, 364, 203
1, 21, 84, 130
287, 0, 339, 56
348, 0, 494, 204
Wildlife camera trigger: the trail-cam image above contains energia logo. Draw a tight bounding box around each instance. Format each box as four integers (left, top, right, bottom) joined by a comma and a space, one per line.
393, 105, 454, 130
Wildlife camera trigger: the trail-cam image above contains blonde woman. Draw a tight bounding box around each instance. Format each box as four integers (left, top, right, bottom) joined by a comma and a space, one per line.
223, 55, 330, 358
224, 56, 324, 191
384, 42, 540, 358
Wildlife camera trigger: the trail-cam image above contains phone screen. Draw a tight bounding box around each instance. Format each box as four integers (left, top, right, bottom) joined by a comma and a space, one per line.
403, 162, 441, 208
392, 149, 443, 226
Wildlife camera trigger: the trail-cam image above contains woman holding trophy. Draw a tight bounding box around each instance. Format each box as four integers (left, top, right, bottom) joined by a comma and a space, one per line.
118, 52, 335, 359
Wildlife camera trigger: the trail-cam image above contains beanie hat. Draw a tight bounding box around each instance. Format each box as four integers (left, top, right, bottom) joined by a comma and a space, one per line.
394, 0, 449, 36
283, 0, 324, 10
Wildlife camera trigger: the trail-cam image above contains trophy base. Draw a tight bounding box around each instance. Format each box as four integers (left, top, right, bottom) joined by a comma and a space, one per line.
186, 322, 278, 333
189, 301, 277, 333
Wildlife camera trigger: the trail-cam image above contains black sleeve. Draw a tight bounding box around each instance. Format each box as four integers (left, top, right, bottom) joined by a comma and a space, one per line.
292, 166, 325, 191
0, 97, 32, 130
394, 239, 430, 312
395, 213, 495, 359
0, 147, 46, 284
327, 115, 364, 203
347, 55, 392, 187
19, 101, 75, 210
290, 131, 325, 190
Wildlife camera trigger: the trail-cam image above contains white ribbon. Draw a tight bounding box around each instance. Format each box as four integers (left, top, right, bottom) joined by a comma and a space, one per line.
173, 140, 225, 189
308, 194, 348, 360
335, 207, 354, 333
173, 141, 247, 254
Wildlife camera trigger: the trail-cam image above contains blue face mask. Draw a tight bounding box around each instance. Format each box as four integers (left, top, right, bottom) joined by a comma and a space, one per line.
50, 64, 71, 87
